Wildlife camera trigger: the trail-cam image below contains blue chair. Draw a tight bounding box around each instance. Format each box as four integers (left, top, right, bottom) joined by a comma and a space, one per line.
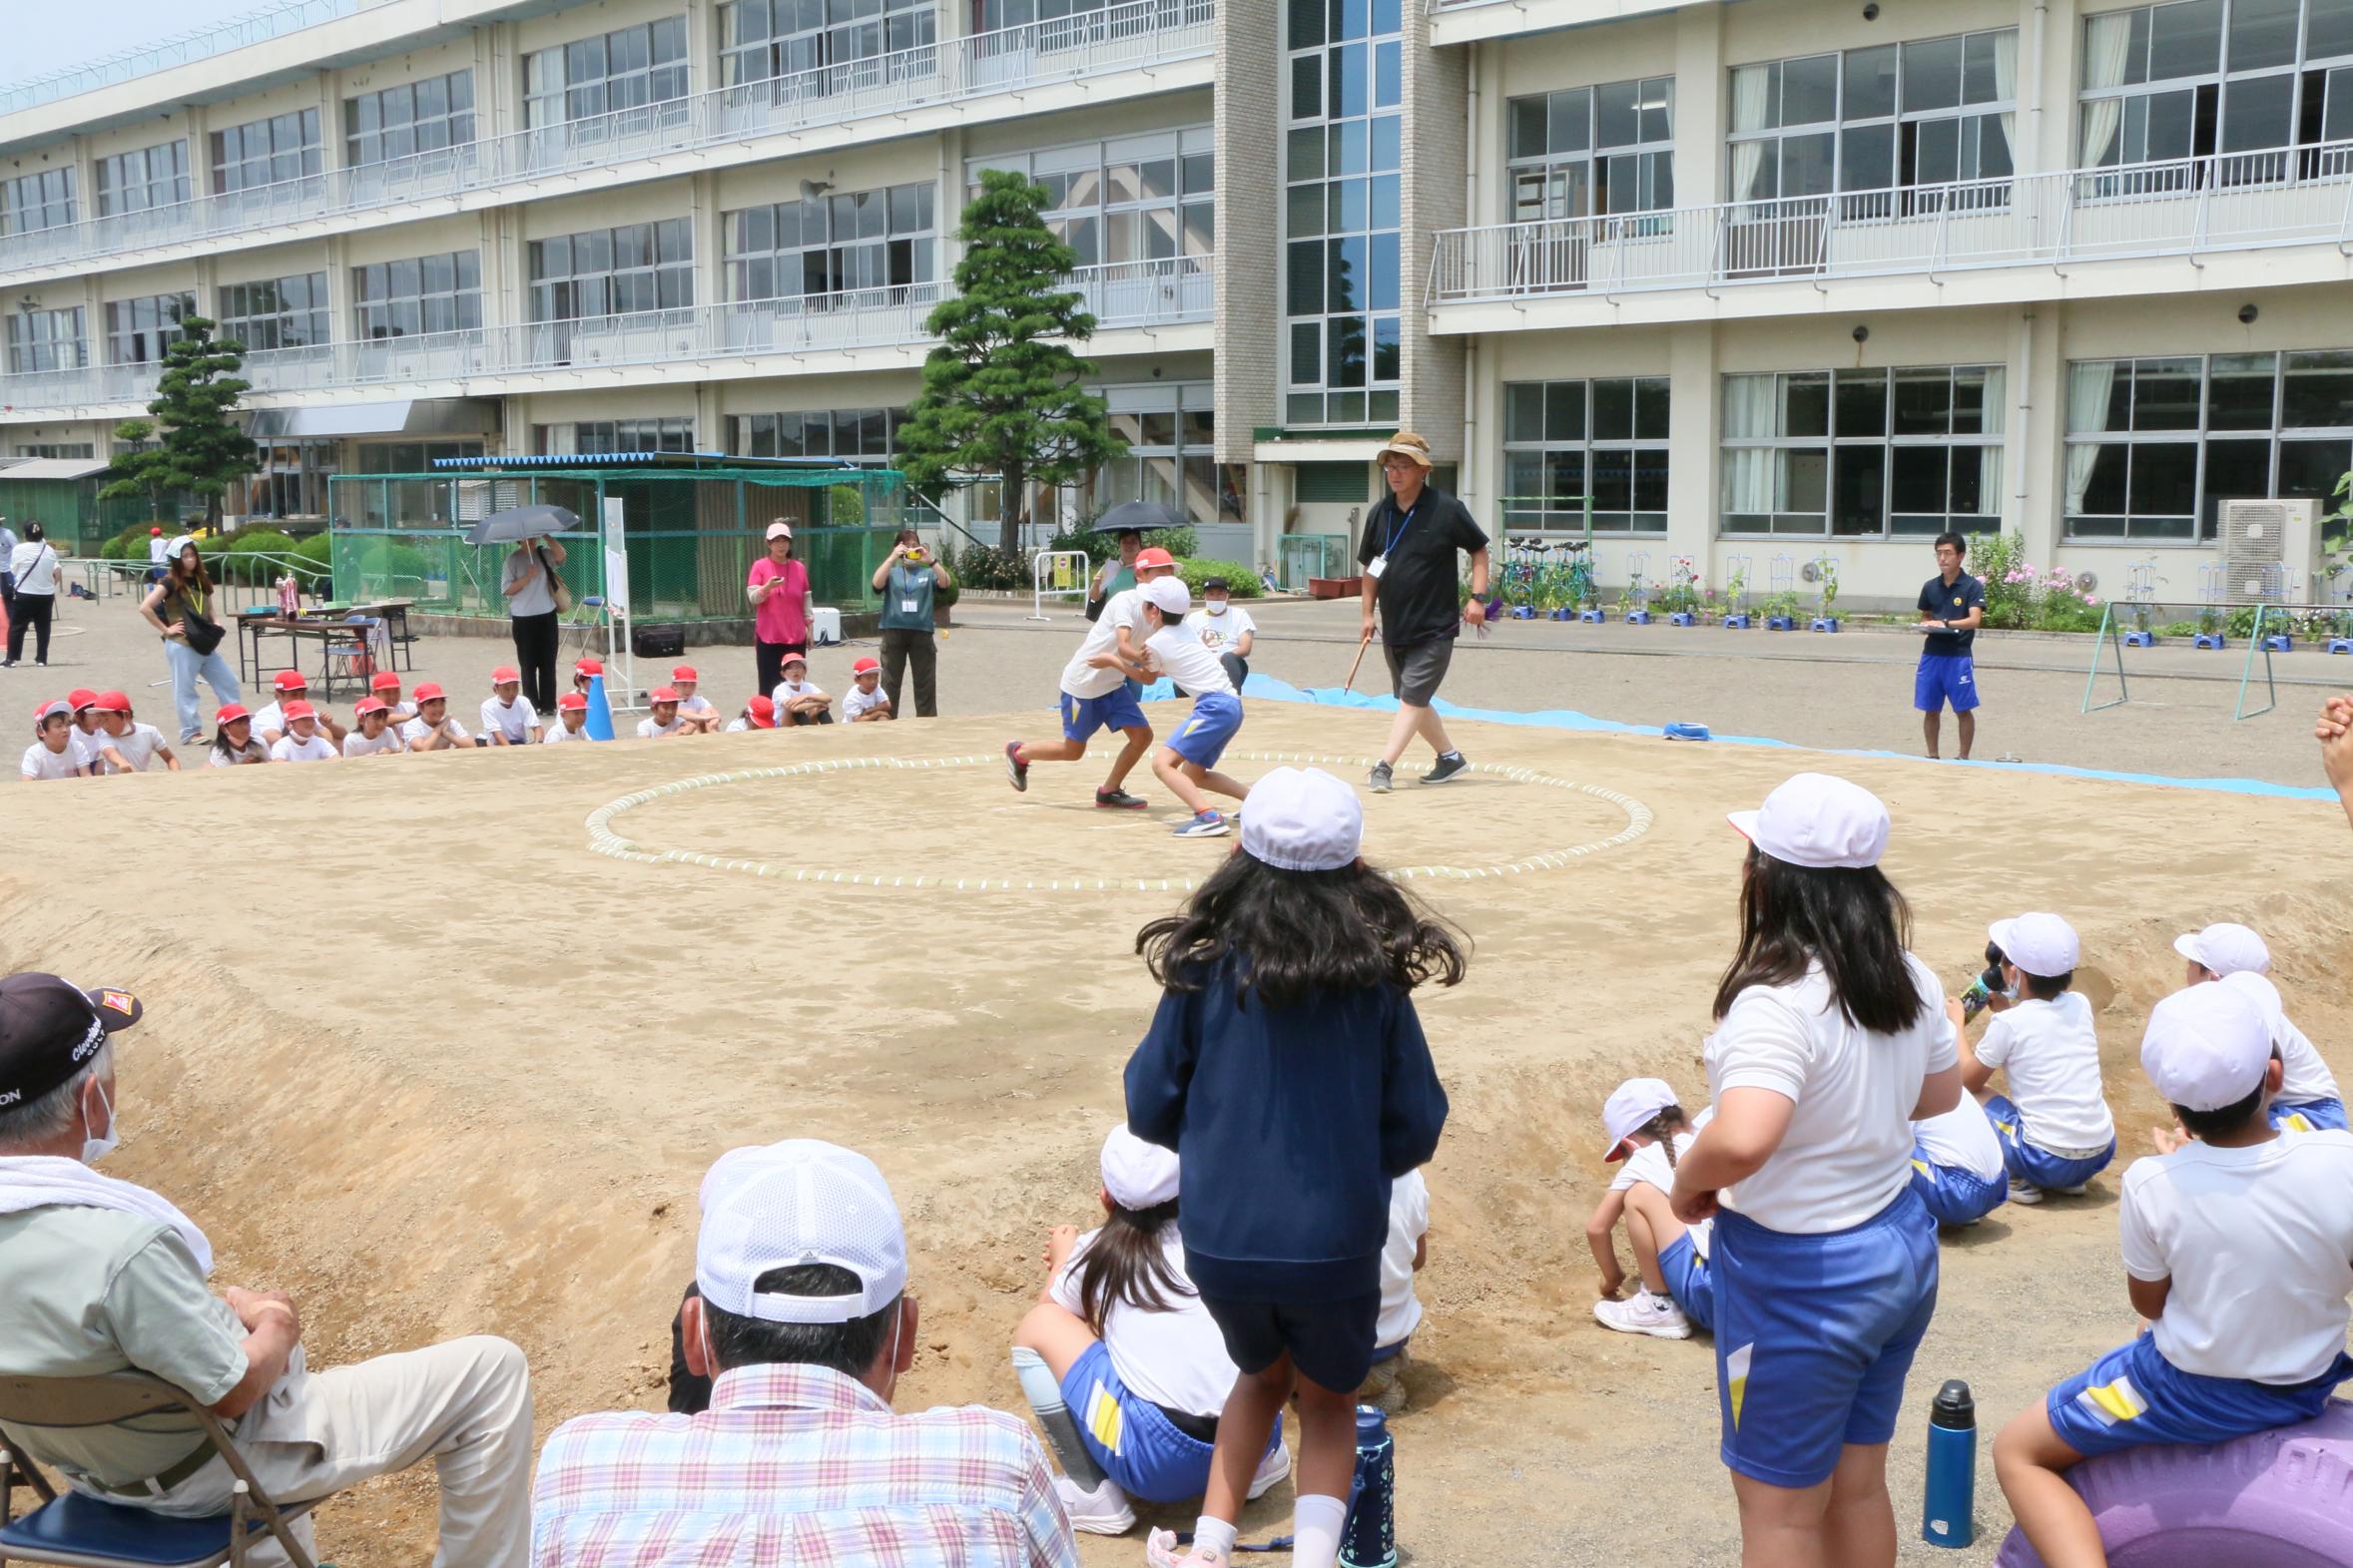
0, 1370, 326, 1568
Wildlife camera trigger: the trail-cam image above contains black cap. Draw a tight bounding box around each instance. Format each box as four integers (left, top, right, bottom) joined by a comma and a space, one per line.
1203, 577, 1230, 593
0, 975, 141, 1111
1930, 1378, 1975, 1429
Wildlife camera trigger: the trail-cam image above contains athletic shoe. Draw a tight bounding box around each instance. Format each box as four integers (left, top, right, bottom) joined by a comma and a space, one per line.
1368, 762, 1394, 793
1145, 1529, 1226, 1568
1175, 810, 1230, 838
1004, 741, 1027, 792
1247, 1439, 1293, 1500
1424, 751, 1471, 784
2053, 1183, 2090, 1196
1055, 1474, 1136, 1536
1593, 1290, 1692, 1340
1096, 786, 1149, 810
2007, 1179, 2045, 1206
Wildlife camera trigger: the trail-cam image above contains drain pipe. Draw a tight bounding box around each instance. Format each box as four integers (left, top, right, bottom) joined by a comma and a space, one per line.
1462, 45, 1481, 505
2028, 0, 2049, 170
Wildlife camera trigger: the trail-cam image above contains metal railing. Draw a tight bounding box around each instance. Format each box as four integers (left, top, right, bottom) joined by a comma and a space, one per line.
1430, 142, 2353, 305
0, 0, 398, 116
0, 258, 1214, 412
0, 0, 1216, 279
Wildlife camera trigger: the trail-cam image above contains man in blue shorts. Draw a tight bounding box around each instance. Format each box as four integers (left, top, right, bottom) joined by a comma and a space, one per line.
1916, 531, 1986, 760
1006, 550, 1178, 808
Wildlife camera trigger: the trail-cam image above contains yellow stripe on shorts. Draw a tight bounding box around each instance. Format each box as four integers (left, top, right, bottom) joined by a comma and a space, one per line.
1726, 1342, 1754, 1430
1911, 1159, 1932, 1179
1084, 1380, 1124, 1454
2284, 1112, 2316, 1134
2075, 1375, 2148, 1427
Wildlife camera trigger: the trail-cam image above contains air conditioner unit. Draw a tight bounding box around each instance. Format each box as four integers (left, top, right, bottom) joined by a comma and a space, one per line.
2217, 497, 2317, 605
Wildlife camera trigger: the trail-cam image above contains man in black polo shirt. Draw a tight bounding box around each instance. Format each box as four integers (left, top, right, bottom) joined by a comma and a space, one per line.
1916, 530, 1987, 760
1358, 431, 1490, 792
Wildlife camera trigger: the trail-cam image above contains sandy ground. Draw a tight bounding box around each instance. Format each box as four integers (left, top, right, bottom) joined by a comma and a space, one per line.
10, 679, 2351, 1566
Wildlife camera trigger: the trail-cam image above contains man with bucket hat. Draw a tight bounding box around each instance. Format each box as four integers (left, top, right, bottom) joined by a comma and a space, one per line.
1356, 432, 1490, 794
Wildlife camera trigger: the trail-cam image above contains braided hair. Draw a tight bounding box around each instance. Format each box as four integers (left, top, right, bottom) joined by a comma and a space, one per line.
1633, 1106, 1690, 1166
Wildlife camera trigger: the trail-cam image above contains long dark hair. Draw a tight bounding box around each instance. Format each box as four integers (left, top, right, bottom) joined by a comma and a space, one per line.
1137, 852, 1468, 1007
211, 715, 252, 764
1712, 846, 1925, 1035
1069, 1200, 1191, 1336
169, 542, 212, 596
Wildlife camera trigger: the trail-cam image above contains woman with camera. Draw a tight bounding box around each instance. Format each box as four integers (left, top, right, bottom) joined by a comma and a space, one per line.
872, 526, 953, 719
140, 538, 245, 743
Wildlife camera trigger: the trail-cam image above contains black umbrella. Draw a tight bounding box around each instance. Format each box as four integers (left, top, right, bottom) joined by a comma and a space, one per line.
466, 504, 580, 546
1090, 500, 1185, 536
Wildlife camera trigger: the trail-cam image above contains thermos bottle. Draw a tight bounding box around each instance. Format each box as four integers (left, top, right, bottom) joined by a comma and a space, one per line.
1339, 1405, 1397, 1568
1922, 1378, 1977, 1548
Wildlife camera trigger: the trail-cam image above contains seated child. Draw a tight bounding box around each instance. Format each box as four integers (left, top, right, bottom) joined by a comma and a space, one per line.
770, 654, 833, 726
637, 687, 689, 740
668, 664, 722, 734
22, 700, 86, 781
479, 666, 541, 746
269, 701, 339, 763
724, 695, 777, 733
1965, 913, 2116, 1203
2178, 922, 2345, 1131
1993, 983, 2353, 1568
1908, 1096, 2008, 1226
90, 692, 178, 773
1586, 1077, 1712, 1339
1358, 1167, 1431, 1413
401, 684, 475, 751
543, 692, 591, 744
842, 657, 893, 723
370, 670, 416, 724
341, 697, 407, 757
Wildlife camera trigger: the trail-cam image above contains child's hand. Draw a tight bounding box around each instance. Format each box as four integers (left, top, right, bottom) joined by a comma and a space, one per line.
1945, 996, 1969, 1032
1596, 1265, 1625, 1301
1086, 653, 1124, 670
1044, 1224, 1080, 1274
2149, 1121, 2189, 1156
1671, 1184, 1719, 1226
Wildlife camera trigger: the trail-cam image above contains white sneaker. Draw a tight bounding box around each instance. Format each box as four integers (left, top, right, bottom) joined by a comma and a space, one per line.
2053, 1182, 2090, 1196
1593, 1291, 1692, 1340
1055, 1473, 1137, 1536
2008, 1179, 2046, 1205
1246, 1439, 1292, 1500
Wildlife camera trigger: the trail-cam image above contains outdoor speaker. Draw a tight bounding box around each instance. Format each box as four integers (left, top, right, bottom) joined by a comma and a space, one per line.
632, 624, 687, 659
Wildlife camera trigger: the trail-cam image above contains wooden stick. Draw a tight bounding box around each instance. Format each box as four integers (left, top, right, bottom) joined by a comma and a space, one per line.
1344, 631, 1373, 694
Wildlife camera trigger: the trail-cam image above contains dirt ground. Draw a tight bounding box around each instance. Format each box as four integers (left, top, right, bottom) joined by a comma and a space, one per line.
13, 684, 2350, 1566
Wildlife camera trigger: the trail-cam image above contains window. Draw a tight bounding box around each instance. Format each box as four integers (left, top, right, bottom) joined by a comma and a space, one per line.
976, 0, 1128, 26
525, 19, 690, 127
727, 183, 934, 300
972, 130, 1213, 266
1721, 365, 2006, 536
95, 142, 191, 216
535, 418, 698, 454
217, 273, 331, 351
1506, 78, 1675, 221
1, 168, 76, 235
2079, 0, 2353, 183
210, 111, 322, 195
5, 307, 86, 373
2063, 349, 2353, 539
1283, 0, 1405, 427
105, 292, 195, 364
354, 439, 486, 473
344, 72, 475, 167
527, 221, 695, 319
729, 406, 907, 459
12, 443, 95, 459
1501, 378, 1672, 532
354, 252, 482, 338
721, 0, 934, 87
1096, 391, 1232, 521
1729, 31, 2017, 212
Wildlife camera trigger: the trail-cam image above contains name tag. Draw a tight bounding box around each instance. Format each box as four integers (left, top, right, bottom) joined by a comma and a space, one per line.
901, 599, 919, 614
1367, 555, 1388, 580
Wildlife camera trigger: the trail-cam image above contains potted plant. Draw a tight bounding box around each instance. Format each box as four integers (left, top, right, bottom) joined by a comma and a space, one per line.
1809, 559, 1842, 633
1764, 587, 1802, 631
1661, 555, 1703, 627
1622, 566, 1653, 625
2194, 601, 2227, 650
1721, 562, 1752, 629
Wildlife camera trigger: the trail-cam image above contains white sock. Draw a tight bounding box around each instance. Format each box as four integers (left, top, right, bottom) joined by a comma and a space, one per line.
1192, 1515, 1238, 1560
1291, 1492, 1350, 1568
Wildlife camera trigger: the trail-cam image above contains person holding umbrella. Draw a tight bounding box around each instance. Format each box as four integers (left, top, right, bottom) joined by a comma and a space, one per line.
1087, 501, 1182, 620
477, 504, 574, 714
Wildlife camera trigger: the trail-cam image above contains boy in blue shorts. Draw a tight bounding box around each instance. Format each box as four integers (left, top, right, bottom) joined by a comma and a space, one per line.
1915, 531, 1985, 760
1995, 981, 2353, 1568
1092, 577, 1247, 838
1005, 550, 1178, 810
1964, 912, 2117, 1203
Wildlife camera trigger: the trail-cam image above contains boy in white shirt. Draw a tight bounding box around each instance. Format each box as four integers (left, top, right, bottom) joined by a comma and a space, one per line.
769, 656, 833, 726
1089, 577, 1247, 838
370, 671, 417, 724
637, 687, 689, 740
255, 671, 347, 748
668, 664, 722, 734
22, 700, 85, 780
723, 695, 777, 733
543, 691, 591, 744
89, 692, 179, 773
842, 657, 892, 723
401, 683, 475, 751
1964, 912, 2116, 1204
2176, 921, 2345, 1131
269, 701, 339, 763
65, 690, 110, 774
1994, 983, 2353, 1560
1004, 548, 1179, 810
479, 667, 542, 746
1183, 577, 1257, 691
341, 697, 407, 757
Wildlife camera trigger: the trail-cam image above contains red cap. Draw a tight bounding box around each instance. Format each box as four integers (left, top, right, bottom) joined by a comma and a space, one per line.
150, 527, 162, 535
273, 671, 307, 694
67, 688, 98, 710
413, 683, 446, 703
573, 657, 604, 677
353, 696, 387, 717
490, 665, 520, 685
370, 672, 401, 692
282, 700, 315, 723
557, 692, 588, 713
650, 686, 680, 705
217, 703, 251, 725
671, 663, 699, 682
852, 657, 881, 677
746, 695, 778, 728
1134, 547, 1177, 570
91, 691, 131, 714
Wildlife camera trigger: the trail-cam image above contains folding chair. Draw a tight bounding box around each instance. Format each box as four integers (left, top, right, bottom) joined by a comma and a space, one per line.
319, 618, 382, 700
0, 1370, 326, 1568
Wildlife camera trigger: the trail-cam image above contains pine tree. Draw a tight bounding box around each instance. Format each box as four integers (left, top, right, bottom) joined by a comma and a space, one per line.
97, 317, 259, 529
895, 170, 1127, 555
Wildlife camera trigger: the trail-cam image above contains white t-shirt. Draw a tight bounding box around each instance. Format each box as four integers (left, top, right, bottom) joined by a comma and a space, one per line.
101, 724, 170, 774
543, 721, 589, 745
1376, 1170, 1431, 1349
1060, 589, 1145, 701
1184, 604, 1257, 654
677, 694, 716, 716
1145, 623, 1235, 699
1048, 1228, 1240, 1419
637, 714, 686, 739
842, 683, 888, 722
2275, 1014, 2341, 1106
401, 714, 470, 747
1704, 953, 1958, 1234
69, 726, 109, 773
1974, 991, 2115, 1153
342, 727, 405, 757
769, 680, 827, 714
148, 535, 169, 564
1609, 1131, 1698, 1195
270, 732, 337, 763
8, 541, 58, 595
1912, 1098, 2006, 1183
479, 694, 540, 744
722, 718, 754, 733
503, 545, 557, 617
209, 740, 268, 768
2119, 1130, 2353, 1382
20, 741, 79, 780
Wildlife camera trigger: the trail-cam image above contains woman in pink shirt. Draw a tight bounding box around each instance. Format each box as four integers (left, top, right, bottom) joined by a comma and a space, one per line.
746, 521, 814, 695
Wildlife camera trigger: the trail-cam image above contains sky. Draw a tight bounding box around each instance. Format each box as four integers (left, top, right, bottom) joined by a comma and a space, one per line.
13, 1, 277, 84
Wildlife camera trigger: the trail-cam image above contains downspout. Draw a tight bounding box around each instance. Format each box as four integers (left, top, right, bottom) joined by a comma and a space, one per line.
1462, 45, 1480, 504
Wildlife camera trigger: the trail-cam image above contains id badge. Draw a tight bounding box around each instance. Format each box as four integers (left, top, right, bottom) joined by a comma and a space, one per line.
1367, 555, 1389, 580
900, 599, 919, 614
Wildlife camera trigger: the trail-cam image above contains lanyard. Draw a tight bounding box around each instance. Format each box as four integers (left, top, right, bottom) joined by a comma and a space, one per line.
1384, 499, 1421, 556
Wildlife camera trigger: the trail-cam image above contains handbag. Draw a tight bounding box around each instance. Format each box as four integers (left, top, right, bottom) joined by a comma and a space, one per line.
537, 545, 573, 614
182, 602, 226, 657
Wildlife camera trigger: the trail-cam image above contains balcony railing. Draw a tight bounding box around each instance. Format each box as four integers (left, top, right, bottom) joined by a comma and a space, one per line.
0, 0, 1215, 278
0, 258, 1214, 413
1429, 143, 2353, 306
0, 0, 399, 116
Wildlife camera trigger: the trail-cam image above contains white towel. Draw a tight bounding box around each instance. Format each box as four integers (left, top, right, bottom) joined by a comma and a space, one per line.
0, 1156, 214, 1274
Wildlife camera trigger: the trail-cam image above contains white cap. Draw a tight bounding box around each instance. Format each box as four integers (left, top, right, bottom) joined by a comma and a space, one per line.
2217, 969, 2288, 1048
1989, 913, 2080, 979
695, 1140, 907, 1323
2172, 922, 2269, 978
1241, 767, 1363, 872
1727, 773, 1890, 870
1601, 1077, 1681, 1163
765, 521, 794, 541
2140, 984, 2272, 1113
1142, 576, 1190, 617
1100, 1125, 1181, 1210
164, 534, 194, 560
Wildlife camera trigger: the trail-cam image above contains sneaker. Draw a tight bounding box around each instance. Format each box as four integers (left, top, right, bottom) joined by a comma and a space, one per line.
2052, 1183, 2089, 1197
1368, 762, 1395, 793
2007, 1179, 2045, 1206
1054, 1473, 1136, 1536
1423, 751, 1471, 785
1145, 1528, 1226, 1568
1095, 786, 1149, 810
1003, 742, 1028, 792
1593, 1291, 1692, 1340
1174, 810, 1230, 838
1246, 1439, 1293, 1501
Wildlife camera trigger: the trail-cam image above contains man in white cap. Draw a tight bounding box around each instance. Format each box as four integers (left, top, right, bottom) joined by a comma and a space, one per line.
1993, 983, 2353, 1562
1356, 430, 1490, 794
1961, 912, 2116, 1204
2174, 921, 2344, 1131
533, 1140, 1078, 1568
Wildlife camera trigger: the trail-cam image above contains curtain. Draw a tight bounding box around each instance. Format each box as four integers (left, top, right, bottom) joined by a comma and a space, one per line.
2078, 13, 2133, 169
1994, 30, 2020, 172
2063, 360, 2119, 514
1981, 365, 2008, 435
1975, 445, 2007, 519
1730, 66, 1771, 206
1722, 374, 1777, 513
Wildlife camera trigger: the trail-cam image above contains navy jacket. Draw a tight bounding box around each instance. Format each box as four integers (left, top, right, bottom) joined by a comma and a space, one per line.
1124, 957, 1449, 1303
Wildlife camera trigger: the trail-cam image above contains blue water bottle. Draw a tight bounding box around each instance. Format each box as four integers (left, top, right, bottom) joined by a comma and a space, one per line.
1922, 1378, 1976, 1549
1339, 1405, 1397, 1568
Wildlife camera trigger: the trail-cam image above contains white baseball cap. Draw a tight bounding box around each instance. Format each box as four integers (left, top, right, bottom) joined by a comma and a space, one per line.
1727, 773, 1890, 870
1241, 767, 1363, 872
1142, 576, 1190, 617
2173, 922, 2269, 978
695, 1140, 907, 1323
1989, 913, 2080, 979
2217, 969, 2288, 1048
2140, 983, 2272, 1112
1100, 1125, 1181, 1210
764, 521, 794, 542
1601, 1077, 1681, 1163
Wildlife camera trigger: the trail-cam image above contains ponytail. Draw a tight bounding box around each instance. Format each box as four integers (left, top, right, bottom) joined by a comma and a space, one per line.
1636, 1107, 1689, 1168
1068, 1199, 1192, 1337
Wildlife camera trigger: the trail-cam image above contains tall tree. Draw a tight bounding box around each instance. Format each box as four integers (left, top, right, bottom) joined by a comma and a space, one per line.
895, 169, 1127, 555
97, 316, 259, 529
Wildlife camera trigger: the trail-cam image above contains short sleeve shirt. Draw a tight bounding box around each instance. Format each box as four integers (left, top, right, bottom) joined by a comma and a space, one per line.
748, 557, 811, 644
1184, 606, 1256, 654
1917, 572, 1985, 656
21, 741, 79, 780
880, 564, 936, 633
504, 547, 558, 618
1358, 485, 1488, 648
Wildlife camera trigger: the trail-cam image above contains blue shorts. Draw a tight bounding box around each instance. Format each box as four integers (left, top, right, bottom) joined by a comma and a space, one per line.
2272, 1096, 2349, 1133
1199, 1290, 1381, 1394
1915, 654, 1980, 714
1659, 1230, 1715, 1332
1713, 1189, 1941, 1488
1060, 686, 1148, 743
1165, 691, 1243, 771
2047, 1331, 2353, 1459
1983, 1094, 2114, 1192
1060, 1340, 1282, 1504
1908, 1148, 2009, 1227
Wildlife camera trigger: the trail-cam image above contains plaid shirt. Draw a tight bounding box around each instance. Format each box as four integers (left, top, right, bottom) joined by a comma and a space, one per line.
531, 1362, 1078, 1568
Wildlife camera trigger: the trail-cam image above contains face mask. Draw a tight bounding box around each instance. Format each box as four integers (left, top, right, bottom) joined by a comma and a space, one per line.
82, 1078, 121, 1166
1206, 601, 1228, 616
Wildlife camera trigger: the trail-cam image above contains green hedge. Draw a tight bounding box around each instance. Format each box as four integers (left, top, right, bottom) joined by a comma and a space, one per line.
1042, 522, 1200, 565
1177, 559, 1262, 599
